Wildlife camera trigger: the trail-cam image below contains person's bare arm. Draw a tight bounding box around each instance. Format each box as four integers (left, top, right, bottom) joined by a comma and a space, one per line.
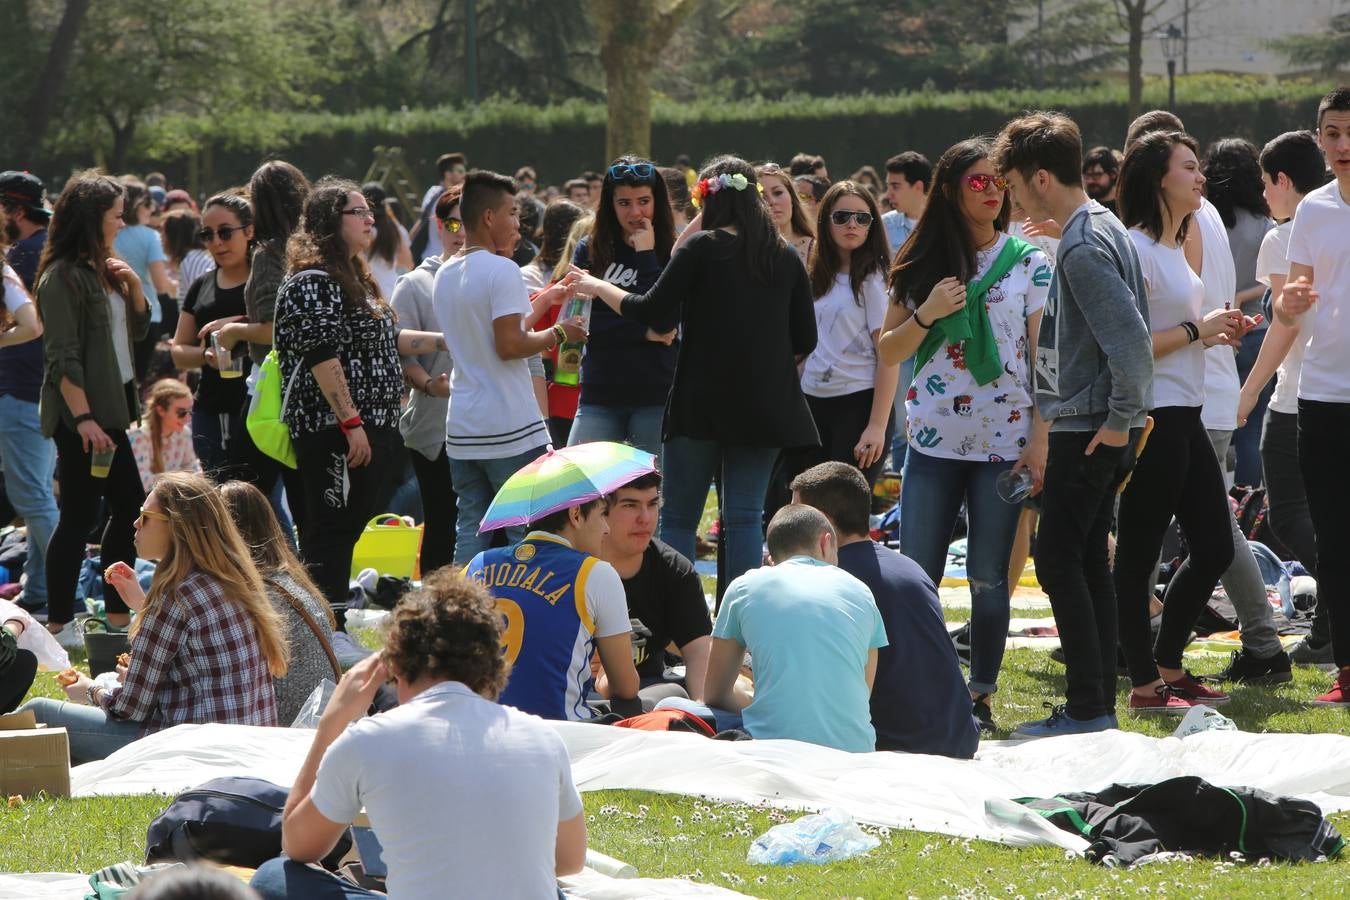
170, 311, 207, 369
0, 298, 42, 347
214, 320, 272, 351
676, 635, 712, 702
492, 313, 584, 361
396, 329, 448, 356
703, 637, 754, 712
594, 632, 639, 702
555, 812, 587, 876
1275, 264, 1317, 326
402, 359, 449, 398
863, 647, 878, 693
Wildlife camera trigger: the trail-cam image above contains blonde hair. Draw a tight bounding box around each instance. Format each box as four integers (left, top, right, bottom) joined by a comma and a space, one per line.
133, 472, 289, 677
551, 213, 595, 283
144, 379, 192, 476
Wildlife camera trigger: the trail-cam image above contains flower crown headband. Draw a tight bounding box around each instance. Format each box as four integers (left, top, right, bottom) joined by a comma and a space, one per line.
690, 172, 763, 209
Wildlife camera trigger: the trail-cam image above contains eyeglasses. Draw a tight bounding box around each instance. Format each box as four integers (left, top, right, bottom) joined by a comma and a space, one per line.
197, 225, 246, 243
963, 174, 1009, 193
607, 163, 657, 183
830, 210, 874, 227
439, 216, 463, 233
451, 166, 467, 175
137, 507, 170, 525
797, 193, 814, 203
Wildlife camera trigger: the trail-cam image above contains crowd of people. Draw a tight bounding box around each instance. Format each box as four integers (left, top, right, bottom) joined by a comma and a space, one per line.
0, 84, 1348, 896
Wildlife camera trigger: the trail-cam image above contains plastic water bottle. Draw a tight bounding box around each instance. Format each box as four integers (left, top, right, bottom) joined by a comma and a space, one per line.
746, 808, 880, 865
995, 468, 1035, 504
553, 296, 591, 386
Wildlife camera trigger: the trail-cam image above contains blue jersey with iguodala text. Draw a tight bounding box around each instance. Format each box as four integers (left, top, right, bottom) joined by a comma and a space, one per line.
466, 534, 601, 721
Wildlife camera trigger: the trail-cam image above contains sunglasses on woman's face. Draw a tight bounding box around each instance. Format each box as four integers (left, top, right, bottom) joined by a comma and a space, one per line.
439, 216, 463, 233
198, 225, 246, 243
173, 407, 190, 419
137, 506, 170, 525
830, 210, 874, 227
963, 174, 1009, 193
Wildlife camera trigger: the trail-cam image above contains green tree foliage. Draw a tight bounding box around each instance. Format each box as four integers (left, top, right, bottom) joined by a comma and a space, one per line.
1271, 12, 1350, 75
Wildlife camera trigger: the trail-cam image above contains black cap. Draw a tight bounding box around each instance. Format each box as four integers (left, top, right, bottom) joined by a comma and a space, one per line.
0, 171, 52, 221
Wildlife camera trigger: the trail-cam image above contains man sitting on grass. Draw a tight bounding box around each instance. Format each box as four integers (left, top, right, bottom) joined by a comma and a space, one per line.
465, 494, 640, 720
791, 461, 980, 758
252, 572, 586, 899
662, 504, 887, 753
600, 471, 713, 708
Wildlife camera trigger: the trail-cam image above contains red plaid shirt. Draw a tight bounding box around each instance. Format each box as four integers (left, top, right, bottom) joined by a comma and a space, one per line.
99, 571, 278, 733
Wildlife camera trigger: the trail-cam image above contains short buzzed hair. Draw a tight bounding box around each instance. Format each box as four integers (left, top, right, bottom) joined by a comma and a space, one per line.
1125, 110, 1184, 153
790, 462, 871, 538
766, 504, 834, 563
459, 169, 516, 229
1318, 86, 1350, 128
990, 111, 1083, 187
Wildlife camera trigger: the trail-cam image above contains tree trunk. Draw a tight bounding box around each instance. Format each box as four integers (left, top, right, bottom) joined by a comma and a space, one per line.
591, 0, 699, 162
1126, 3, 1144, 122
21, 0, 93, 166
108, 118, 137, 175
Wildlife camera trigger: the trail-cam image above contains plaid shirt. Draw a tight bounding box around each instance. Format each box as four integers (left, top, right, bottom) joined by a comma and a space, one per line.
100, 571, 278, 733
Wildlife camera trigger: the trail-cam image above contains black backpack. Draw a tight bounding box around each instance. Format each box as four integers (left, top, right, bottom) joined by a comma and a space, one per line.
145, 776, 351, 870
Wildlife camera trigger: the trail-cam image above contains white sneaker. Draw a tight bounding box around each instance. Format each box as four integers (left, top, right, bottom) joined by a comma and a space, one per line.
48, 620, 85, 650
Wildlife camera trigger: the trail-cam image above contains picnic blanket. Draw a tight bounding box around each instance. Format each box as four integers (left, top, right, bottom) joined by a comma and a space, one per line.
70, 722, 1350, 856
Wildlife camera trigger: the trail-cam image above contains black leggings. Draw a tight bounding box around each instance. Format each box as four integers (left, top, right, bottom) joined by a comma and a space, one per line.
409, 446, 457, 576
228, 396, 307, 536
1114, 405, 1234, 686
0, 649, 37, 714
293, 427, 399, 628
1299, 399, 1350, 668
48, 419, 146, 624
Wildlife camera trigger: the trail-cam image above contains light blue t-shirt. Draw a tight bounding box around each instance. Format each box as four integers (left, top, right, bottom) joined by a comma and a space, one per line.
714, 556, 888, 753
882, 210, 913, 256
114, 224, 166, 323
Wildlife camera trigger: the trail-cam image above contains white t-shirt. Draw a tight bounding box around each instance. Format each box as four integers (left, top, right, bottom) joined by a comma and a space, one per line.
1256, 221, 1306, 416
105, 290, 135, 384
1131, 229, 1205, 409
1196, 199, 1240, 430
1287, 180, 1350, 403
801, 271, 888, 398
2, 265, 30, 315
434, 250, 549, 460
311, 680, 583, 900
904, 234, 1049, 462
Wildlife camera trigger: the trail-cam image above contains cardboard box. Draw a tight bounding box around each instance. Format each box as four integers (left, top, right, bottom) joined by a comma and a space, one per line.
0, 710, 71, 798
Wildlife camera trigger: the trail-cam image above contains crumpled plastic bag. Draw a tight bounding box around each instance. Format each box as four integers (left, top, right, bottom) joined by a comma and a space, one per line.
289, 679, 340, 729
747, 808, 879, 865
1173, 704, 1237, 738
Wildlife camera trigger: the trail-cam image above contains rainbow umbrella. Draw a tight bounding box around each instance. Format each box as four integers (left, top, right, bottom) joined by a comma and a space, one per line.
478, 441, 657, 533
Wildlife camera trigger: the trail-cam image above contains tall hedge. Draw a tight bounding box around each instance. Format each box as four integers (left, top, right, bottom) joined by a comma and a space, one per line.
91, 77, 1334, 192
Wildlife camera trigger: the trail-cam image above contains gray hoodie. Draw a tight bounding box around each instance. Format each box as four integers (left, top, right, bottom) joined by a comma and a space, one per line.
392, 255, 452, 459
1035, 200, 1153, 432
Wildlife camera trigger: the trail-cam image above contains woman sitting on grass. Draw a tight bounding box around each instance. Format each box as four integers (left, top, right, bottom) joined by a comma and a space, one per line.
127, 378, 200, 493
22, 472, 288, 763
220, 480, 339, 725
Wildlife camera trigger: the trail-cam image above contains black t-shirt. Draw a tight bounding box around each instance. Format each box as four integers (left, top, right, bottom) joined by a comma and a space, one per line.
619, 539, 712, 680
183, 272, 251, 414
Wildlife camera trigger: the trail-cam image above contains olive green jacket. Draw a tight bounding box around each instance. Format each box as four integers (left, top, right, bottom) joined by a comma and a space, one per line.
38, 259, 149, 437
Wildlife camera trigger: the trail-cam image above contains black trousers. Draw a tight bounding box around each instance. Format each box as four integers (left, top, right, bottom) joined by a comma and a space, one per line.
1114, 406, 1234, 686
789, 389, 895, 487
293, 427, 399, 629
1036, 429, 1137, 720
1262, 408, 1329, 645
0, 649, 37, 714
48, 418, 145, 624
228, 395, 307, 535
408, 446, 457, 576
1298, 399, 1350, 667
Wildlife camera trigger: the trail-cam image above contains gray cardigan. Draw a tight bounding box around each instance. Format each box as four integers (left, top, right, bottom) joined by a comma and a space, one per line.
265, 572, 337, 725
391, 255, 453, 460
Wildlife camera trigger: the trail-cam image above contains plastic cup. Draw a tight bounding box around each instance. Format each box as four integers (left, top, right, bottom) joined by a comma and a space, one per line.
90, 447, 115, 478
995, 467, 1034, 504
212, 331, 245, 379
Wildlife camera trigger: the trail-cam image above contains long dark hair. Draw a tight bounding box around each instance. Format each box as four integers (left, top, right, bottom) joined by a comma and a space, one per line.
1202, 138, 1270, 227
362, 182, 400, 264
810, 181, 890, 302
1118, 130, 1201, 244
36, 170, 124, 293
120, 177, 150, 226
248, 160, 310, 247
536, 199, 586, 273
889, 139, 1009, 306
757, 163, 815, 240
286, 177, 386, 312
588, 155, 675, 275
697, 155, 784, 285
161, 207, 203, 265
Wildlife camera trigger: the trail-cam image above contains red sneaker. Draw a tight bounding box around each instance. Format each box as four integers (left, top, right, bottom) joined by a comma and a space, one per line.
1128, 684, 1196, 714
1165, 671, 1230, 705
1311, 668, 1350, 707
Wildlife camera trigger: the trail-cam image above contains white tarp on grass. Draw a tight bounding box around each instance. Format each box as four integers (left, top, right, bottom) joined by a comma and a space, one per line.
71, 722, 1350, 855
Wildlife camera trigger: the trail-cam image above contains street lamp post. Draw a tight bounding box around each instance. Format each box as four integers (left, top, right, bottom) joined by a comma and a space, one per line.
1160, 24, 1184, 111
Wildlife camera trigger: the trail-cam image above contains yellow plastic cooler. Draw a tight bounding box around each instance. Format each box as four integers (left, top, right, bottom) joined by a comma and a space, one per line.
349, 514, 423, 580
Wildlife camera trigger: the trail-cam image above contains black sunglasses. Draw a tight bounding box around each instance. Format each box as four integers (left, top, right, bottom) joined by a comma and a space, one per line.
830, 210, 874, 227
608, 163, 657, 184
198, 225, 246, 243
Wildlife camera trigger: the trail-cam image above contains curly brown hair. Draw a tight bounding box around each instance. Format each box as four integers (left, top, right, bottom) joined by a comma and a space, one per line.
382, 569, 508, 699
285, 176, 387, 312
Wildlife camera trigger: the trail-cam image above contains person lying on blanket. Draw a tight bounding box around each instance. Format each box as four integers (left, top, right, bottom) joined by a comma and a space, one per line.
253, 571, 586, 900
659, 504, 888, 752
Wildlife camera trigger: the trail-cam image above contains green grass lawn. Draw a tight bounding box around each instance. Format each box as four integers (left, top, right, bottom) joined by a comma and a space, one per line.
6, 641, 1346, 896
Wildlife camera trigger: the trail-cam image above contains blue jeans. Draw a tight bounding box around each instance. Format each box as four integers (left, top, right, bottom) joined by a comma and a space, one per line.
191, 407, 235, 477
900, 450, 1020, 694
251, 858, 379, 899
1232, 328, 1272, 487
660, 436, 777, 592
568, 402, 664, 462
0, 395, 57, 603
891, 356, 914, 472
20, 697, 143, 764
448, 445, 549, 565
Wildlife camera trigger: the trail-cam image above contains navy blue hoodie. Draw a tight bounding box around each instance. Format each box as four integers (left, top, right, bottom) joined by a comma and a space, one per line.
572, 237, 677, 407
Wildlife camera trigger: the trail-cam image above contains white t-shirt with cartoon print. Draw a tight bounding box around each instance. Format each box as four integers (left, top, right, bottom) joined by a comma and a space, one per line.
903, 234, 1050, 462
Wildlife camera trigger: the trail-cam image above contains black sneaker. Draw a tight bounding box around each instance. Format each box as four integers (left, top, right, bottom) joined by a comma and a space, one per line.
1209, 648, 1293, 685
950, 622, 971, 665
1291, 638, 1335, 666
972, 693, 995, 734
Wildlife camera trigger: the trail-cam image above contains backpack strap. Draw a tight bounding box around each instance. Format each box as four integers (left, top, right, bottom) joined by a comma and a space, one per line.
268, 576, 342, 680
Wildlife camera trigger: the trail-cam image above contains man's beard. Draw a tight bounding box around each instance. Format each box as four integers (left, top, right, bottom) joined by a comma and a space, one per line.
2, 220, 18, 243
1086, 180, 1113, 201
